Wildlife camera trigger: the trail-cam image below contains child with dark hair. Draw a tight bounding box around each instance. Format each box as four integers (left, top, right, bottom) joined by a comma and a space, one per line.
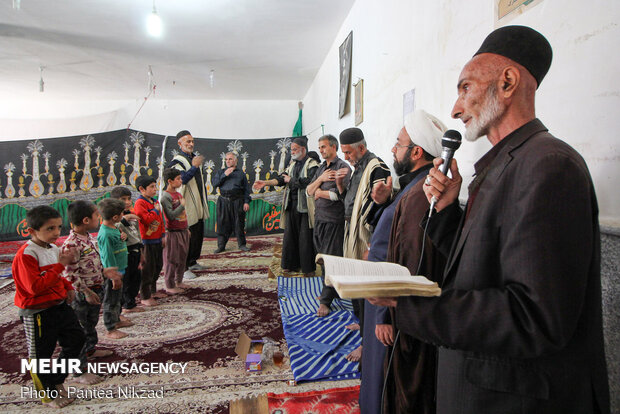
110, 186, 144, 314
97, 198, 131, 339
161, 168, 191, 294
13, 206, 84, 408
134, 175, 165, 306
61, 200, 122, 384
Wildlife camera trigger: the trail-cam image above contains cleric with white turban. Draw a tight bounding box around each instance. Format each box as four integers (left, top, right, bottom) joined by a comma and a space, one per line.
404, 109, 446, 158
360, 108, 449, 414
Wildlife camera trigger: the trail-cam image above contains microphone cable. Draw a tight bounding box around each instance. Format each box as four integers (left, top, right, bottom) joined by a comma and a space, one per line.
380, 215, 431, 413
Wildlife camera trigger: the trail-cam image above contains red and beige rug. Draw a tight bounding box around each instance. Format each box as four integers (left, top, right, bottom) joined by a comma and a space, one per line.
268, 385, 360, 414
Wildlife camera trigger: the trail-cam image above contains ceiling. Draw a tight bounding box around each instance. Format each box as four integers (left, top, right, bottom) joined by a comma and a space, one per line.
0, 0, 355, 100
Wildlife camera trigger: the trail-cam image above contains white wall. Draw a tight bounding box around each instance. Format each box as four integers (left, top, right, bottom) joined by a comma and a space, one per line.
302, 0, 620, 226
0, 99, 300, 140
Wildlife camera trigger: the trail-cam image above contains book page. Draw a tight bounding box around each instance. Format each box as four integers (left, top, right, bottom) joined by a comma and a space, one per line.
317, 254, 410, 278
332, 274, 435, 286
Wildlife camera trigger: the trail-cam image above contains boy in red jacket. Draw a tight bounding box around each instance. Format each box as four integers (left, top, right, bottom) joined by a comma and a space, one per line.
134, 175, 165, 306
13, 206, 85, 408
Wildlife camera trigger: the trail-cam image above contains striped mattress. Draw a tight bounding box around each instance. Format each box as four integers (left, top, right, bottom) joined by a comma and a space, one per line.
278, 276, 361, 382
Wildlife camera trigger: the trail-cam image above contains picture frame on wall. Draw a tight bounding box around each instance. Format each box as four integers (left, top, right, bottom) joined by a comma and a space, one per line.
494, 0, 544, 26
339, 31, 353, 119
354, 79, 363, 126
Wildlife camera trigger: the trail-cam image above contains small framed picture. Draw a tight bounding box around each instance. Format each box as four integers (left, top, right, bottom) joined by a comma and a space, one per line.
354, 79, 363, 126
495, 0, 543, 25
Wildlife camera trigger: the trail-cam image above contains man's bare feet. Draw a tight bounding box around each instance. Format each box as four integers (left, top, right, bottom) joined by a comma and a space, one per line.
115, 320, 134, 329
88, 349, 113, 359
67, 372, 103, 385
153, 291, 168, 299
105, 329, 128, 339
317, 304, 331, 317
42, 384, 75, 408
141, 298, 158, 307
122, 306, 145, 313
119, 314, 131, 322
345, 345, 362, 362
304, 272, 315, 277
165, 287, 184, 295
177, 283, 191, 289
345, 323, 360, 331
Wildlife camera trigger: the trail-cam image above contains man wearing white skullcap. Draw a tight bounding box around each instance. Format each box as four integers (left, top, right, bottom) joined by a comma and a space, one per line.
360, 109, 448, 414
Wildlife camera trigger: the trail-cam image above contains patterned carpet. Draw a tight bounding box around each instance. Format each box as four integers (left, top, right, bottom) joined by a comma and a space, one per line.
0, 234, 359, 413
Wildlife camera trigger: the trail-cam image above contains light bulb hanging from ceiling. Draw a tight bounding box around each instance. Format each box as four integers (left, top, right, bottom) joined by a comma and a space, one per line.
209, 70, 215, 88
147, 0, 162, 37
12, 0, 21, 10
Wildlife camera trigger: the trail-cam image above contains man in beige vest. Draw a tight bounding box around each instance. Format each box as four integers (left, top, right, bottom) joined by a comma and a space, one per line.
169, 130, 210, 279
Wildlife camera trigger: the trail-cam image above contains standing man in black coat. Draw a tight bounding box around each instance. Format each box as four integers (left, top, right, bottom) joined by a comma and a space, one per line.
371, 26, 609, 414
212, 152, 251, 253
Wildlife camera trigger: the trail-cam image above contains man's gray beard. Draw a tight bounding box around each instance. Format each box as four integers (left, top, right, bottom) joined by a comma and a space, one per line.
464, 84, 504, 142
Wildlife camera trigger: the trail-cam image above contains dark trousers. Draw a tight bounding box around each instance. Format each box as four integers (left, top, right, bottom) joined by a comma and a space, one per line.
281, 208, 316, 274
314, 221, 344, 306
21, 302, 85, 402
122, 248, 141, 310
71, 286, 104, 370
141, 243, 163, 300
186, 220, 204, 268
353, 299, 364, 336
216, 196, 247, 248
103, 277, 122, 331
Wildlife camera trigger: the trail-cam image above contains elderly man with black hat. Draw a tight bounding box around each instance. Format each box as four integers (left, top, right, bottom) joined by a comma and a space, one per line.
335, 127, 391, 362
168, 130, 209, 279
254, 137, 320, 276
370, 26, 610, 414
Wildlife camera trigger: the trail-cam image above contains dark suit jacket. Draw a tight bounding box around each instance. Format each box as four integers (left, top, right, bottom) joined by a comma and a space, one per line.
395, 119, 610, 414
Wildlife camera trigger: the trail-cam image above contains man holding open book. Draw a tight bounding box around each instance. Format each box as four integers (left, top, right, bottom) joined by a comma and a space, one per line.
371, 26, 609, 414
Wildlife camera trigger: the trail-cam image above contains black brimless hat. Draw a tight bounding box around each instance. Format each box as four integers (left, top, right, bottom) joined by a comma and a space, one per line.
474, 25, 552, 88
339, 127, 365, 145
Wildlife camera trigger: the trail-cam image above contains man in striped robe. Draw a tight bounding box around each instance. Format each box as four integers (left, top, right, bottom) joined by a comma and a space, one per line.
336, 127, 391, 362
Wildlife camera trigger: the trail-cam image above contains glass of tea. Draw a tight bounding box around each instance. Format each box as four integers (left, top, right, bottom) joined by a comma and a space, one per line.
273, 350, 284, 367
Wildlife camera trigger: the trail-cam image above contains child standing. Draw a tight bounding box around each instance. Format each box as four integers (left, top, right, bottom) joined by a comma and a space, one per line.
134, 175, 165, 306
161, 168, 191, 294
62, 200, 122, 385
110, 186, 145, 314
13, 206, 84, 408
97, 198, 131, 339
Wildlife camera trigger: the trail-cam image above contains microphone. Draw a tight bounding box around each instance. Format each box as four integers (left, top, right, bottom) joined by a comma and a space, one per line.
429, 129, 462, 216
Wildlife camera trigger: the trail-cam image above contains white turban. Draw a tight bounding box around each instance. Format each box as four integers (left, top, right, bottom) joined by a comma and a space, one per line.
403, 109, 447, 158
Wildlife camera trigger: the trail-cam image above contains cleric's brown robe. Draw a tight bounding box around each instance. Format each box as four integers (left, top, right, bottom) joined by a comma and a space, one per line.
384, 179, 447, 414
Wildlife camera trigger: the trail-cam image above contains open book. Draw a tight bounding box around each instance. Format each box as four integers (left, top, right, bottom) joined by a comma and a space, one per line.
316, 254, 441, 299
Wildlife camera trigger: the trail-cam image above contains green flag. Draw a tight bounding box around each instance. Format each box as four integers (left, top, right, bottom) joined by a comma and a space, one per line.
292, 108, 302, 137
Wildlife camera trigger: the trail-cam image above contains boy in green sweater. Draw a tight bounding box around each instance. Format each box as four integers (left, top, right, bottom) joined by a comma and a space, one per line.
97, 198, 131, 339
